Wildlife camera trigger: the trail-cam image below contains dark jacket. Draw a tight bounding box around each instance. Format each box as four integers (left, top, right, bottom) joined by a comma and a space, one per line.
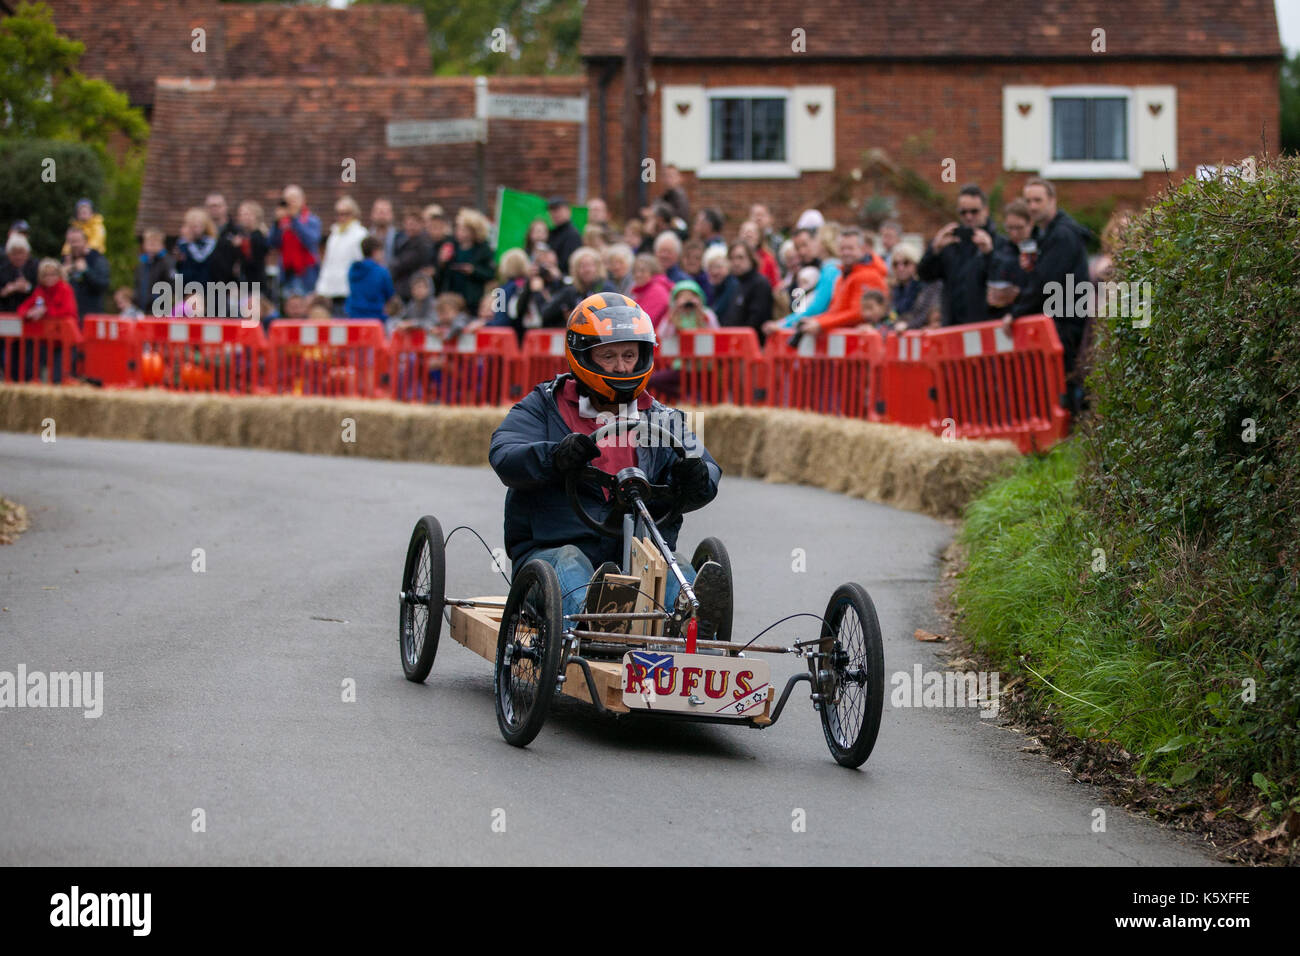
209, 220, 240, 284
1011, 210, 1093, 371
391, 231, 433, 299
539, 278, 616, 328
134, 250, 176, 315
344, 258, 395, 319
547, 221, 582, 274
720, 268, 773, 343
489, 375, 722, 570
175, 237, 217, 287
706, 273, 738, 320
917, 219, 1008, 326
65, 248, 110, 318
0, 256, 40, 313
437, 240, 495, 312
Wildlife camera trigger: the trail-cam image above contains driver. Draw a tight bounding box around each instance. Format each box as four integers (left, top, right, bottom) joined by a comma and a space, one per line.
489, 292, 728, 638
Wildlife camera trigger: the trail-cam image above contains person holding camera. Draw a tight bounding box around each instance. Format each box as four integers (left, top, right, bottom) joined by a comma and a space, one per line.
61, 226, 110, 321
268, 185, 322, 300
918, 184, 1012, 326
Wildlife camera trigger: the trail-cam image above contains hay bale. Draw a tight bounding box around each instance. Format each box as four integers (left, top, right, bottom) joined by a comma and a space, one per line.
0, 384, 1019, 519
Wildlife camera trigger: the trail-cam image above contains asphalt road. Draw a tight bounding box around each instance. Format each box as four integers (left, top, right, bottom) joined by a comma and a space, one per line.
0, 434, 1218, 865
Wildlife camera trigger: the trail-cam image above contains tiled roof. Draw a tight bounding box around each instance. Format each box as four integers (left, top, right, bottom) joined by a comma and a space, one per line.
137, 76, 587, 234
42, 1, 430, 107
580, 0, 1283, 60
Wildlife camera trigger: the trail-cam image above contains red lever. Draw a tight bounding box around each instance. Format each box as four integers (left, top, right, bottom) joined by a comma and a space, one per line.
685, 617, 698, 654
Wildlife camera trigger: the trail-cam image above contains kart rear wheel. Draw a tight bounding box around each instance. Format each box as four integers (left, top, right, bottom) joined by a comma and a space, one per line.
399, 515, 445, 683
494, 559, 565, 748
690, 536, 733, 643
815, 583, 885, 768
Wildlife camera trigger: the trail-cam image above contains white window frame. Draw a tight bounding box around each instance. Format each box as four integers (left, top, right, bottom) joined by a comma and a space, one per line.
1043, 85, 1141, 180
698, 87, 798, 179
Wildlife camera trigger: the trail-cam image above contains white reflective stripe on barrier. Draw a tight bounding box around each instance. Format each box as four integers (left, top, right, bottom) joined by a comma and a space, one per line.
329, 325, 348, 346
797, 334, 816, 357
548, 334, 565, 356
422, 336, 443, 352
692, 334, 715, 357
659, 336, 679, 357
299, 325, 319, 346
911, 336, 921, 361
169, 323, 188, 343
109, 321, 120, 340
994, 327, 1015, 352
962, 330, 982, 357
827, 334, 846, 359
897, 336, 907, 360
202, 324, 222, 344
0, 319, 21, 337
456, 333, 477, 351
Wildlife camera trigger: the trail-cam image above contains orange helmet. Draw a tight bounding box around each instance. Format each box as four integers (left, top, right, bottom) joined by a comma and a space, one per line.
564, 292, 657, 404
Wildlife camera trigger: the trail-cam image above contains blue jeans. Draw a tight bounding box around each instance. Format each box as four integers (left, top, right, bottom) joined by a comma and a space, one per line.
517, 544, 696, 621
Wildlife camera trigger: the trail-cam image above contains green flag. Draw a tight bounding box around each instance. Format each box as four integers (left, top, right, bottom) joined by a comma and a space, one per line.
492, 186, 588, 261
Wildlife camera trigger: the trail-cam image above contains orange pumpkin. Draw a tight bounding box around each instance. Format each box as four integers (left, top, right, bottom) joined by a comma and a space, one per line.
140, 351, 163, 386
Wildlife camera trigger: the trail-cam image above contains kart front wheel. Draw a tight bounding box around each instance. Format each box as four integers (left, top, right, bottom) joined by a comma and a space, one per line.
814, 583, 885, 768
494, 559, 565, 748
399, 515, 445, 683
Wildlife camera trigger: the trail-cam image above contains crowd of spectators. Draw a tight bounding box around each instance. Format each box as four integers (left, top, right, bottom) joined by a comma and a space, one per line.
2, 171, 1112, 408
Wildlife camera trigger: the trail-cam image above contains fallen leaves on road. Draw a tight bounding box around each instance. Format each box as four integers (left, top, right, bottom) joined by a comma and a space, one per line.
0, 497, 29, 545
914, 628, 949, 642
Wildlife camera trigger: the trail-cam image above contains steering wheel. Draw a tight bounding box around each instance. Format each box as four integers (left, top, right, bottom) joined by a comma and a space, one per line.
564, 418, 692, 538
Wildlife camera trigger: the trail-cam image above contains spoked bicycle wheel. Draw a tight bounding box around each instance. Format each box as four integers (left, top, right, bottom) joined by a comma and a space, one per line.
399, 515, 446, 683
815, 583, 885, 768
494, 559, 564, 748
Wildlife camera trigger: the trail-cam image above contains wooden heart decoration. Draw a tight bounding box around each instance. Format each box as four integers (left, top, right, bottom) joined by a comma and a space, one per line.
1148, 102, 1163, 116
676, 101, 690, 116
1017, 102, 1032, 117
806, 101, 821, 116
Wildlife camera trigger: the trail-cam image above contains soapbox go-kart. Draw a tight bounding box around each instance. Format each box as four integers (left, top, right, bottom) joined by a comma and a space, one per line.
396, 418, 885, 767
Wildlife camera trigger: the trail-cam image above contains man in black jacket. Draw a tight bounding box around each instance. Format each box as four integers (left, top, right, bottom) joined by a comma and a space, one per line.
62, 227, 110, 321
1011, 177, 1092, 380
918, 184, 1012, 325
489, 292, 727, 637
546, 197, 583, 275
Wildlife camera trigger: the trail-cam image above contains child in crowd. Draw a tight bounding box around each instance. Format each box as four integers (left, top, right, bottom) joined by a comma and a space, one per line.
62, 199, 107, 255
432, 292, 472, 342
17, 259, 78, 321
282, 294, 310, 320
113, 287, 144, 318
390, 272, 437, 331
855, 288, 897, 335
344, 236, 395, 320
306, 300, 333, 320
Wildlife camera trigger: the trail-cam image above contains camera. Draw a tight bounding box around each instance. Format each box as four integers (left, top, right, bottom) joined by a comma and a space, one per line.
955, 225, 975, 242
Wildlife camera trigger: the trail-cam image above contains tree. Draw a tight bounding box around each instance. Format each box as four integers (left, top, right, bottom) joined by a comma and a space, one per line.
355, 0, 583, 75
0, 2, 149, 286
0, 2, 148, 150
1282, 50, 1300, 155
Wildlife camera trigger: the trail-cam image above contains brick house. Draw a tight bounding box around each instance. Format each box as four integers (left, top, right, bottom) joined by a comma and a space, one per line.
136, 75, 586, 234
581, 0, 1283, 236
39, 0, 430, 114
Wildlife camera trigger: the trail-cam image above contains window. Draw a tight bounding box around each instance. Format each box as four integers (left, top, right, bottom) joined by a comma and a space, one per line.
1051, 96, 1128, 162
709, 97, 786, 163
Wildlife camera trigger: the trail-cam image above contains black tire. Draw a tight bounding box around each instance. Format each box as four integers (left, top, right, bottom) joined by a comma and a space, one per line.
816, 583, 885, 768
690, 536, 733, 643
494, 560, 565, 748
399, 515, 445, 683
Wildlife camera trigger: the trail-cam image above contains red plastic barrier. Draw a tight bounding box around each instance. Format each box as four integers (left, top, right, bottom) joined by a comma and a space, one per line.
81, 315, 139, 388
656, 328, 762, 406
268, 320, 387, 398
517, 328, 569, 401
0, 315, 83, 385
389, 325, 519, 406
922, 316, 1069, 452
876, 330, 938, 426
133, 318, 268, 394
761, 328, 884, 419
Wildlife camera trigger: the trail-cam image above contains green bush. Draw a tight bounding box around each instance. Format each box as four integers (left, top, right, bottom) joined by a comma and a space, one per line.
1083, 154, 1300, 782
0, 138, 104, 259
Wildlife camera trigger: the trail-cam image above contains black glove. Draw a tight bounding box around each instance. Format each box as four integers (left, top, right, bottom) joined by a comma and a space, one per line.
671, 455, 712, 501
553, 432, 600, 474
